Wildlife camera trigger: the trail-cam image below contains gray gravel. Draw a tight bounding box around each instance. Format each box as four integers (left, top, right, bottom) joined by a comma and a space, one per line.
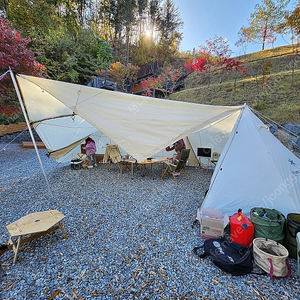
0, 143, 299, 300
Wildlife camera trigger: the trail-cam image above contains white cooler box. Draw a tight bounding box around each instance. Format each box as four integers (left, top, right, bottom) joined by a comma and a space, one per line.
297, 232, 300, 277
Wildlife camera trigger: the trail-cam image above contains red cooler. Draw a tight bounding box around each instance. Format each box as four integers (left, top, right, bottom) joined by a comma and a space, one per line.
230, 211, 254, 247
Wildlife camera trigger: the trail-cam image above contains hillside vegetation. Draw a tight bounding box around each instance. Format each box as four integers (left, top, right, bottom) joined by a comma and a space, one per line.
171, 44, 300, 125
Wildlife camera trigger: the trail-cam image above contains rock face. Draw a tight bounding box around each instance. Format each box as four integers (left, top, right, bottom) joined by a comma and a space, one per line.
283, 124, 300, 136
270, 124, 300, 155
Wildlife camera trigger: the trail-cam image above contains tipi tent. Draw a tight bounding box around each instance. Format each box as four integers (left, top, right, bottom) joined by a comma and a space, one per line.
201, 106, 300, 216
13, 73, 300, 216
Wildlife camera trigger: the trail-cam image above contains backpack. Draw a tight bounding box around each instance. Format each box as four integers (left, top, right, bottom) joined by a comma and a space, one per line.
193, 237, 253, 276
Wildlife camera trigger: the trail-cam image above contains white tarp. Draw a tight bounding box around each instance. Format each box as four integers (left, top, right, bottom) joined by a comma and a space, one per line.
16, 74, 242, 162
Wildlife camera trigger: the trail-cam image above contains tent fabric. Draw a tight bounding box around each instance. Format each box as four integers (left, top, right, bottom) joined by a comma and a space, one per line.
16, 74, 243, 163
187, 110, 240, 167
201, 106, 300, 217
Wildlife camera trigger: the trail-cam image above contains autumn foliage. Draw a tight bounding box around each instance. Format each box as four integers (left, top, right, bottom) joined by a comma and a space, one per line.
106, 62, 140, 91
0, 18, 46, 75
141, 65, 185, 97
0, 18, 46, 116
184, 36, 247, 79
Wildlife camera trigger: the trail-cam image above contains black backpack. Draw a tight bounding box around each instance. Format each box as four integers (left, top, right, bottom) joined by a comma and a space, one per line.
193, 237, 253, 276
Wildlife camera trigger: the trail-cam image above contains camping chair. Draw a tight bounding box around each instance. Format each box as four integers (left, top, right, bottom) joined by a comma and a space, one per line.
77, 153, 90, 168
161, 149, 190, 184
107, 145, 123, 173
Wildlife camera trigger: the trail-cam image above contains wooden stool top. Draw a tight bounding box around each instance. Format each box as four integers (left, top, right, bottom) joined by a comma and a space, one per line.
6, 210, 65, 237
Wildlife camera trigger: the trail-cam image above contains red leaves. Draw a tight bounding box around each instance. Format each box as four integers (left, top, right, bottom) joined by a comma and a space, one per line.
185, 36, 247, 77
0, 18, 46, 76
0, 18, 46, 107
0, 103, 20, 116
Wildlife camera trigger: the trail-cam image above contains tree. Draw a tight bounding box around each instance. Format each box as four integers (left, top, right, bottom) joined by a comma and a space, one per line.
280, 4, 300, 35
277, 7, 300, 86
34, 27, 113, 84
107, 61, 140, 91
235, 26, 251, 55
6, 0, 62, 37
121, 0, 137, 64
96, 38, 114, 71
0, 18, 45, 117
156, 0, 183, 60
0, 18, 45, 77
244, 0, 290, 50
141, 64, 185, 97
157, 0, 183, 41
184, 36, 247, 86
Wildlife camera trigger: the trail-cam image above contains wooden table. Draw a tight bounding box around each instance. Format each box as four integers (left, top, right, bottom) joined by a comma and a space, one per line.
6, 210, 67, 263
121, 157, 169, 179
138, 157, 168, 178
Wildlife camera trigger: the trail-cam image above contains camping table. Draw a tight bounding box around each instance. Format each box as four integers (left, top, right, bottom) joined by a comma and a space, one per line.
138, 157, 168, 179
6, 210, 67, 263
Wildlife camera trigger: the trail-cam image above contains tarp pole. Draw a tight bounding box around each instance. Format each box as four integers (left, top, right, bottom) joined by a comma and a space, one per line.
9, 69, 53, 198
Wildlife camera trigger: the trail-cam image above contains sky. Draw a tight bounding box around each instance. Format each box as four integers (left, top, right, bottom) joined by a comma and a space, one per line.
172, 0, 298, 56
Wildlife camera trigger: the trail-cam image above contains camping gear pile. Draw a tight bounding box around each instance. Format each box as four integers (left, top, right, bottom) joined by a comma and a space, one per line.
195, 207, 300, 278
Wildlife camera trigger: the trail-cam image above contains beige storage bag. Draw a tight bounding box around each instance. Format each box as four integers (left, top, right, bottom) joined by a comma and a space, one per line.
253, 238, 291, 279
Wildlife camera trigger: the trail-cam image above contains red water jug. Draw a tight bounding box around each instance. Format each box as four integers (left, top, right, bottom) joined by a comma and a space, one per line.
230, 209, 254, 247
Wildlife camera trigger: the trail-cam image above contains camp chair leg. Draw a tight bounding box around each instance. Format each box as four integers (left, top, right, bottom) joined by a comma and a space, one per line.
116, 162, 122, 173
171, 173, 178, 184
161, 166, 169, 179
181, 169, 188, 180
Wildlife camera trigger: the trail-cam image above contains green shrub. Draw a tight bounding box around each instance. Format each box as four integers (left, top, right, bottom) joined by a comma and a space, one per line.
0, 113, 25, 125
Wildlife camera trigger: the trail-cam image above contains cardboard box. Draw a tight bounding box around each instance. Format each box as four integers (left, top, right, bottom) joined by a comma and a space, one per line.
197, 208, 229, 239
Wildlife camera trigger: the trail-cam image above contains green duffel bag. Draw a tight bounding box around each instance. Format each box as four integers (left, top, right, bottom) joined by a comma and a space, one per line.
283, 213, 300, 259
250, 207, 285, 243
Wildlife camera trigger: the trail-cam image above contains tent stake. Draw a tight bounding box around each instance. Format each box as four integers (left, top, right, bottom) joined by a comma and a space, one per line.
9, 69, 54, 199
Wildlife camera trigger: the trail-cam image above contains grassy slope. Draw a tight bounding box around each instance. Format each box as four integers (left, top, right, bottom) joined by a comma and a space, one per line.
171, 44, 300, 125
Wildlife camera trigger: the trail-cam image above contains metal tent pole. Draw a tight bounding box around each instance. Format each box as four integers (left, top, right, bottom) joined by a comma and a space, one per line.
9, 69, 53, 198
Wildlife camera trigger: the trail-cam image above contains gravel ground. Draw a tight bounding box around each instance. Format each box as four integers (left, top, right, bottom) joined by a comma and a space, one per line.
0, 143, 299, 300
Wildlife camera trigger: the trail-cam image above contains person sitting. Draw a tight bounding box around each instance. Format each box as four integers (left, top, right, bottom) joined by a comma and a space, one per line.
83, 137, 97, 168
165, 139, 186, 176
166, 139, 186, 160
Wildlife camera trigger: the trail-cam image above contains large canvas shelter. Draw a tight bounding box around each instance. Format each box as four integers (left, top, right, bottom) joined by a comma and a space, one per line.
14, 74, 300, 217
